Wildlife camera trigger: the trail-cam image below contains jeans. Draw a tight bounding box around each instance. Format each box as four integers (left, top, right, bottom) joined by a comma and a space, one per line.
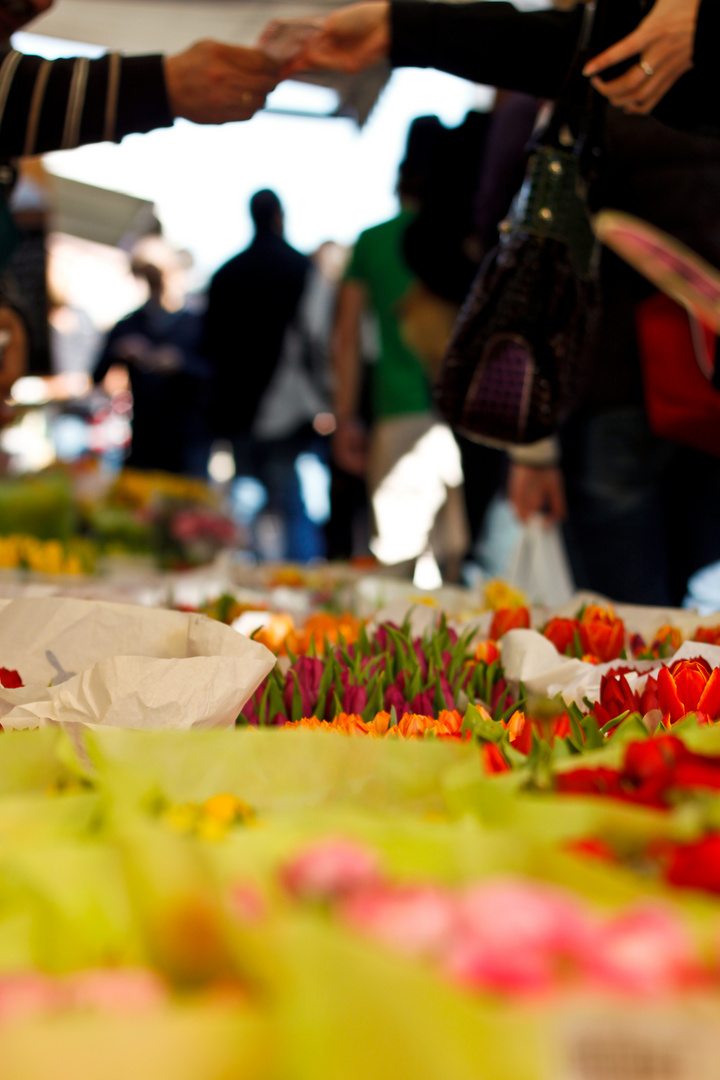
561, 407, 720, 606
230, 429, 327, 563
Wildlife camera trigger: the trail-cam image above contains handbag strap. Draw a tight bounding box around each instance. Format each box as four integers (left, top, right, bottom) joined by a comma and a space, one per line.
541, 0, 603, 159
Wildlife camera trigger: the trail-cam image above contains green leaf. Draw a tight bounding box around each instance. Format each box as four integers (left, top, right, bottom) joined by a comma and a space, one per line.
268, 679, 285, 724
407, 666, 423, 704
598, 711, 629, 737
463, 703, 502, 743
258, 679, 271, 727
568, 709, 585, 752
318, 660, 335, 698
358, 622, 371, 658
573, 629, 584, 659
580, 712, 603, 750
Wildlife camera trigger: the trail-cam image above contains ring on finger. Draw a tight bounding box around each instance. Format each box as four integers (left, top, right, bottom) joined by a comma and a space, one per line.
639, 59, 655, 77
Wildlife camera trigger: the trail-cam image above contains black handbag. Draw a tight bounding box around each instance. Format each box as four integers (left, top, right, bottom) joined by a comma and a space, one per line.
435, 2, 602, 446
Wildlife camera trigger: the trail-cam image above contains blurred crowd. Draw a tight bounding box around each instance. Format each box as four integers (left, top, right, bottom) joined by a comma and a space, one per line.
0, 0, 718, 609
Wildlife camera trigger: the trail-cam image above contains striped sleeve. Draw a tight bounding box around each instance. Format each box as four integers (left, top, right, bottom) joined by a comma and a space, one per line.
0, 48, 173, 157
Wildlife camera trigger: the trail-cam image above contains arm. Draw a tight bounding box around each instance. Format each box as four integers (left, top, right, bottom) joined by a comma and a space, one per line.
0, 43, 279, 157
331, 279, 368, 476
390, 1, 583, 100
284, 0, 717, 136
285, 1, 583, 98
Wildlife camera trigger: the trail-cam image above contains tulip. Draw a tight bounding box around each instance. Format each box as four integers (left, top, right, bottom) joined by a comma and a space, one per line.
664, 834, 720, 893
640, 674, 660, 715
489, 606, 531, 640
474, 640, 500, 665
342, 684, 368, 716
341, 884, 457, 958
592, 671, 642, 729
482, 742, 510, 774
694, 625, 720, 646
411, 690, 435, 717
384, 684, 410, 716
543, 617, 584, 656
657, 657, 720, 723
281, 839, 381, 901
556, 766, 626, 799
580, 605, 626, 663
283, 656, 325, 719
585, 905, 698, 994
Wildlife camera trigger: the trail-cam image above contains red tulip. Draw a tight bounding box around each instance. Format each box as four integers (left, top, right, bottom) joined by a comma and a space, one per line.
543, 617, 584, 656
640, 674, 660, 715
482, 742, 510, 774
664, 834, 720, 894
0, 668, 22, 689
555, 766, 625, 798
593, 671, 642, 729
489, 607, 531, 641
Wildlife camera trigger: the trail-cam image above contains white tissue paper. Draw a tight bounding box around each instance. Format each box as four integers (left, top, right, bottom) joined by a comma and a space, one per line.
0, 597, 275, 731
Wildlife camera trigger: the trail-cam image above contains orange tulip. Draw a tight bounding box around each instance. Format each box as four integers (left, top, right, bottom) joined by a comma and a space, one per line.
657, 658, 720, 724
474, 640, 500, 665
580, 605, 625, 663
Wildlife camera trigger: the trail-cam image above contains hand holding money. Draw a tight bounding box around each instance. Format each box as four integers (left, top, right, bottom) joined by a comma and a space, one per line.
259, 3, 390, 74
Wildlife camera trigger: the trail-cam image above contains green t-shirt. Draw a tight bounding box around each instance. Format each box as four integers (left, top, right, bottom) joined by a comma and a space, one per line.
345, 211, 432, 419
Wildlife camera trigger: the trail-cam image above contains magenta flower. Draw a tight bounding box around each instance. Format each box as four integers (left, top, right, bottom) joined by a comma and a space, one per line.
283, 656, 325, 718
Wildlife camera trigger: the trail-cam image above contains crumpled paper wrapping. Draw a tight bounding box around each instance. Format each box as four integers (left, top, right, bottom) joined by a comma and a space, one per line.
0, 597, 275, 731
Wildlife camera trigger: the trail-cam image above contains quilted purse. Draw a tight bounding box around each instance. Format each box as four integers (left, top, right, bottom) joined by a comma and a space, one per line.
435, 2, 601, 445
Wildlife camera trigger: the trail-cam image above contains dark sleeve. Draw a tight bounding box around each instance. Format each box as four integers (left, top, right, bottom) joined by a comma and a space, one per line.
692, 0, 720, 107
389, 0, 720, 140
389, 1, 583, 99
0, 49, 172, 158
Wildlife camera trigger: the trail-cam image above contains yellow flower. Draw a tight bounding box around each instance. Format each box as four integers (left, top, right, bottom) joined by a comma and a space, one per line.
484, 579, 529, 611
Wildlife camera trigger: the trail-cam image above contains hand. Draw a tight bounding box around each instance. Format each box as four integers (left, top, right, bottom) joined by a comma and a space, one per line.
508, 465, 566, 525
164, 42, 280, 125
583, 0, 700, 115
282, 2, 390, 75
0, 306, 28, 399
332, 416, 368, 476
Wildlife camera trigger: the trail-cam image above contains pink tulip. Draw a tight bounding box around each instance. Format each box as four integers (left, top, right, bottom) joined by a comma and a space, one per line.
340, 884, 458, 958
281, 839, 381, 901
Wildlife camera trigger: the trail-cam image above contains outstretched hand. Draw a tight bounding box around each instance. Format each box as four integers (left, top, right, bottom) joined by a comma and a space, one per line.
583, 0, 700, 114
164, 42, 281, 125
264, 2, 391, 76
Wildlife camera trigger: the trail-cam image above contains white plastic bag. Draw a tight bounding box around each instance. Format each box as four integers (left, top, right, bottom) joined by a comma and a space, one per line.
504, 516, 575, 608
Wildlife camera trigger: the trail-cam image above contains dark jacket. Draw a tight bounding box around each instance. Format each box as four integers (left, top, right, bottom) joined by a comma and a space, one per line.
0, 49, 171, 157
202, 230, 310, 437
94, 302, 210, 474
